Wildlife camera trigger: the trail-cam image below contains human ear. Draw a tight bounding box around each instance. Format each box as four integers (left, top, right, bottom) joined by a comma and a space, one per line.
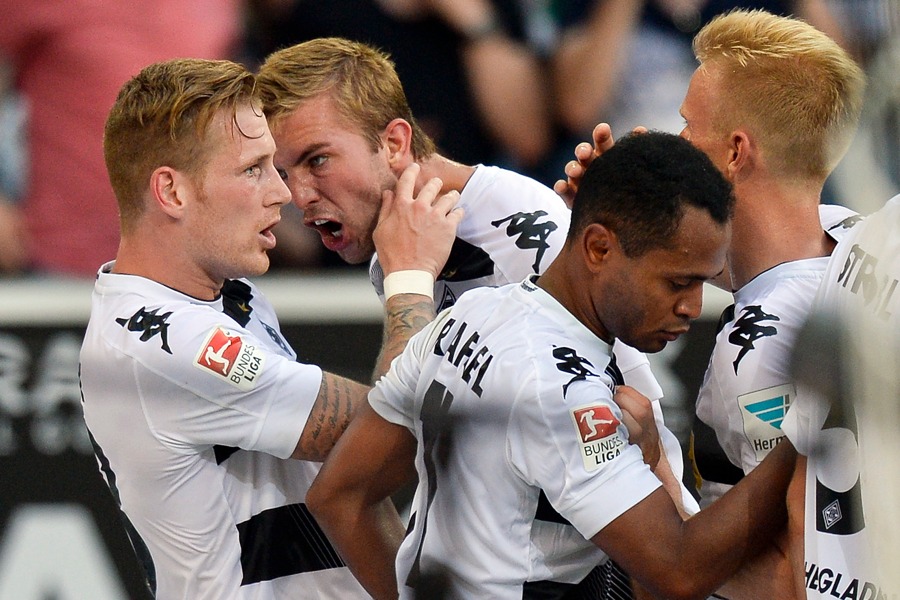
726, 130, 754, 180
149, 166, 193, 219
383, 118, 414, 170
582, 223, 616, 274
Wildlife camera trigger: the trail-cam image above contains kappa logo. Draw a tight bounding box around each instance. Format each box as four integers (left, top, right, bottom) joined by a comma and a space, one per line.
194, 327, 265, 390
491, 210, 558, 272
728, 305, 780, 374
574, 406, 620, 443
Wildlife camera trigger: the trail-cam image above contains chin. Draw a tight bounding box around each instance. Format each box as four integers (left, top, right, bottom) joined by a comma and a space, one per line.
242, 255, 271, 278
629, 337, 666, 354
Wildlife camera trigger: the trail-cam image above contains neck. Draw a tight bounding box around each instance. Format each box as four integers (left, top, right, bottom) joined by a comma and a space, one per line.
537, 250, 614, 344
113, 238, 222, 301
729, 177, 833, 290
417, 154, 477, 194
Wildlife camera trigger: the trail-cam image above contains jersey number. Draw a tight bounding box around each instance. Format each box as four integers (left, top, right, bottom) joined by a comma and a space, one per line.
406, 380, 454, 588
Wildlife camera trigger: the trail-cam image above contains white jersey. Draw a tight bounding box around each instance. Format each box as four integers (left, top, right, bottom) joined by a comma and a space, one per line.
781, 194, 900, 599
692, 205, 861, 506
79, 263, 368, 600
369, 165, 688, 502
370, 276, 663, 599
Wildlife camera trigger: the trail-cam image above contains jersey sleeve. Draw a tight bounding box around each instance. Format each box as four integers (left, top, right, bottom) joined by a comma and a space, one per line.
612, 340, 663, 401
124, 308, 322, 459
458, 166, 571, 284
781, 385, 826, 457
508, 366, 661, 540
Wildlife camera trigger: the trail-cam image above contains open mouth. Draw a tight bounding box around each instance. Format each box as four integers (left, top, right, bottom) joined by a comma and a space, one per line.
259, 225, 277, 249
311, 218, 343, 239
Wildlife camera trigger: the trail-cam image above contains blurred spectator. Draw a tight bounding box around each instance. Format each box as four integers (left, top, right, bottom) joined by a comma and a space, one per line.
0, 1, 241, 277
0, 58, 27, 274
826, 0, 900, 212
243, 0, 555, 177
549, 1, 851, 180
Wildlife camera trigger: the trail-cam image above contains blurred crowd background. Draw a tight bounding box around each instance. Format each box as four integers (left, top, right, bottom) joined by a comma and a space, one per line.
0, 0, 897, 279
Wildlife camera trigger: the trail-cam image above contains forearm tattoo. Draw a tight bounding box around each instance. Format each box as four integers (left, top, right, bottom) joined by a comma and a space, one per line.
297, 373, 365, 461
372, 296, 436, 383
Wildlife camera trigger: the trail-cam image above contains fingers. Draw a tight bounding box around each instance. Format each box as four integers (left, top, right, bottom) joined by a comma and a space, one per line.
393, 162, 422, 206
573, 142, 594, 163
565, 159, 586, 180
591, 122, 614, 155
432, 188, 460, 215
552, 179, 568, 196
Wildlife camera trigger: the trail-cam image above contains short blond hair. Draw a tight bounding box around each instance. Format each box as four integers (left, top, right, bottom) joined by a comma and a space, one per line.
256, 37, 435, 159
693, 9, 866, 178
104, 58, 258, 233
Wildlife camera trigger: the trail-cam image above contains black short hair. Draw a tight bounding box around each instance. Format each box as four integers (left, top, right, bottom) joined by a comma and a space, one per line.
569, 131, 734, 257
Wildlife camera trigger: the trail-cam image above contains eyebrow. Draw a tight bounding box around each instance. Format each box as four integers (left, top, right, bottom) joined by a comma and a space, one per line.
294, 142, 329, 167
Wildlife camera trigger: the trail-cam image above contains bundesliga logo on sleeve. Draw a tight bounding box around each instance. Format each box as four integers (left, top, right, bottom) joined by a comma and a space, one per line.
194, 326, 265, 390
572, 405, 625, 471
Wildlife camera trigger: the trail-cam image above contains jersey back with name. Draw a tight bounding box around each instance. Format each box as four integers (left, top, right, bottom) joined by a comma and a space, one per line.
370, 277, 661, 599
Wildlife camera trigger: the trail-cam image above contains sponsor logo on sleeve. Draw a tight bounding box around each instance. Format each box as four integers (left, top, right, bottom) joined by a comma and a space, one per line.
572, 405, 625, 472
738, 383, 793, 461
194, 327, 265, 390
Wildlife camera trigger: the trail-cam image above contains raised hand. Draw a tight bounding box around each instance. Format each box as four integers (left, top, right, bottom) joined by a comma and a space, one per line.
373, 162, 464, 279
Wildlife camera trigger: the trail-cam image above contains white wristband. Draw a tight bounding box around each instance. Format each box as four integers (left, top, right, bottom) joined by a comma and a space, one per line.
383, 270, 435, 301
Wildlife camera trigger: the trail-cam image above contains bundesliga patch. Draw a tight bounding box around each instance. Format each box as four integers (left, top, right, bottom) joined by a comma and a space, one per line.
738, 383, 794, 461
194, 326, 265, 391
572, 405, 625, 472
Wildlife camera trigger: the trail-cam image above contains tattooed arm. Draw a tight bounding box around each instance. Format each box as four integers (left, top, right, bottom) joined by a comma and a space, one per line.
369, 162, 463, 383
372, 294, 436, 382
291, 373, 370, 461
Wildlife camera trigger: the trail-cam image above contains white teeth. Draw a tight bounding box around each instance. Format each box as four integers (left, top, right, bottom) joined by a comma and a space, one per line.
314, 219, 329, 226
331, 229, 343, 238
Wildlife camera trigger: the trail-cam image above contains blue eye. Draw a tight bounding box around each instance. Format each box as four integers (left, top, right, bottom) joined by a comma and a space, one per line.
245, 165, 261, 177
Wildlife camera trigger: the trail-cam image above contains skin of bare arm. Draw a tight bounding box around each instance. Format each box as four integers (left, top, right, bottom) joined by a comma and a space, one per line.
291, 373, 370, 461
592, 439, 797, 600
552, 0, 646, 136
715, 453, 804, 599
383, 0, 553, 166
307, 401, 417, 600
371, 163, 463, 382
293, 163, 461, 459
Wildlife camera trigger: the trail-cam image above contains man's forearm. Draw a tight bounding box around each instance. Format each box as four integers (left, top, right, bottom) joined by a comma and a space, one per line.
372, 294, 435, 382
320, 498, 405, 600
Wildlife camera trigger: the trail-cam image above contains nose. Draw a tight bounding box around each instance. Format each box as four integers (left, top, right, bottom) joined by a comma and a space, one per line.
291, 183, 319, 210
675, 286, 703, 321
287, 173, 318, 210
271, 172, 291, 207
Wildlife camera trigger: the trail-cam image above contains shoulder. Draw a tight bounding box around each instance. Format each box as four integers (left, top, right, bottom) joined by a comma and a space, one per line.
461, 165, 571, 224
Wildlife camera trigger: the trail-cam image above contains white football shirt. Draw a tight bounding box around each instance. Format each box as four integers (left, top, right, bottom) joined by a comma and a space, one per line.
782, 194, 900, 599
80, 263, 368, 599
692, 205, 861, 506
370, 276, 663, 599
370, 165, 688, 504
